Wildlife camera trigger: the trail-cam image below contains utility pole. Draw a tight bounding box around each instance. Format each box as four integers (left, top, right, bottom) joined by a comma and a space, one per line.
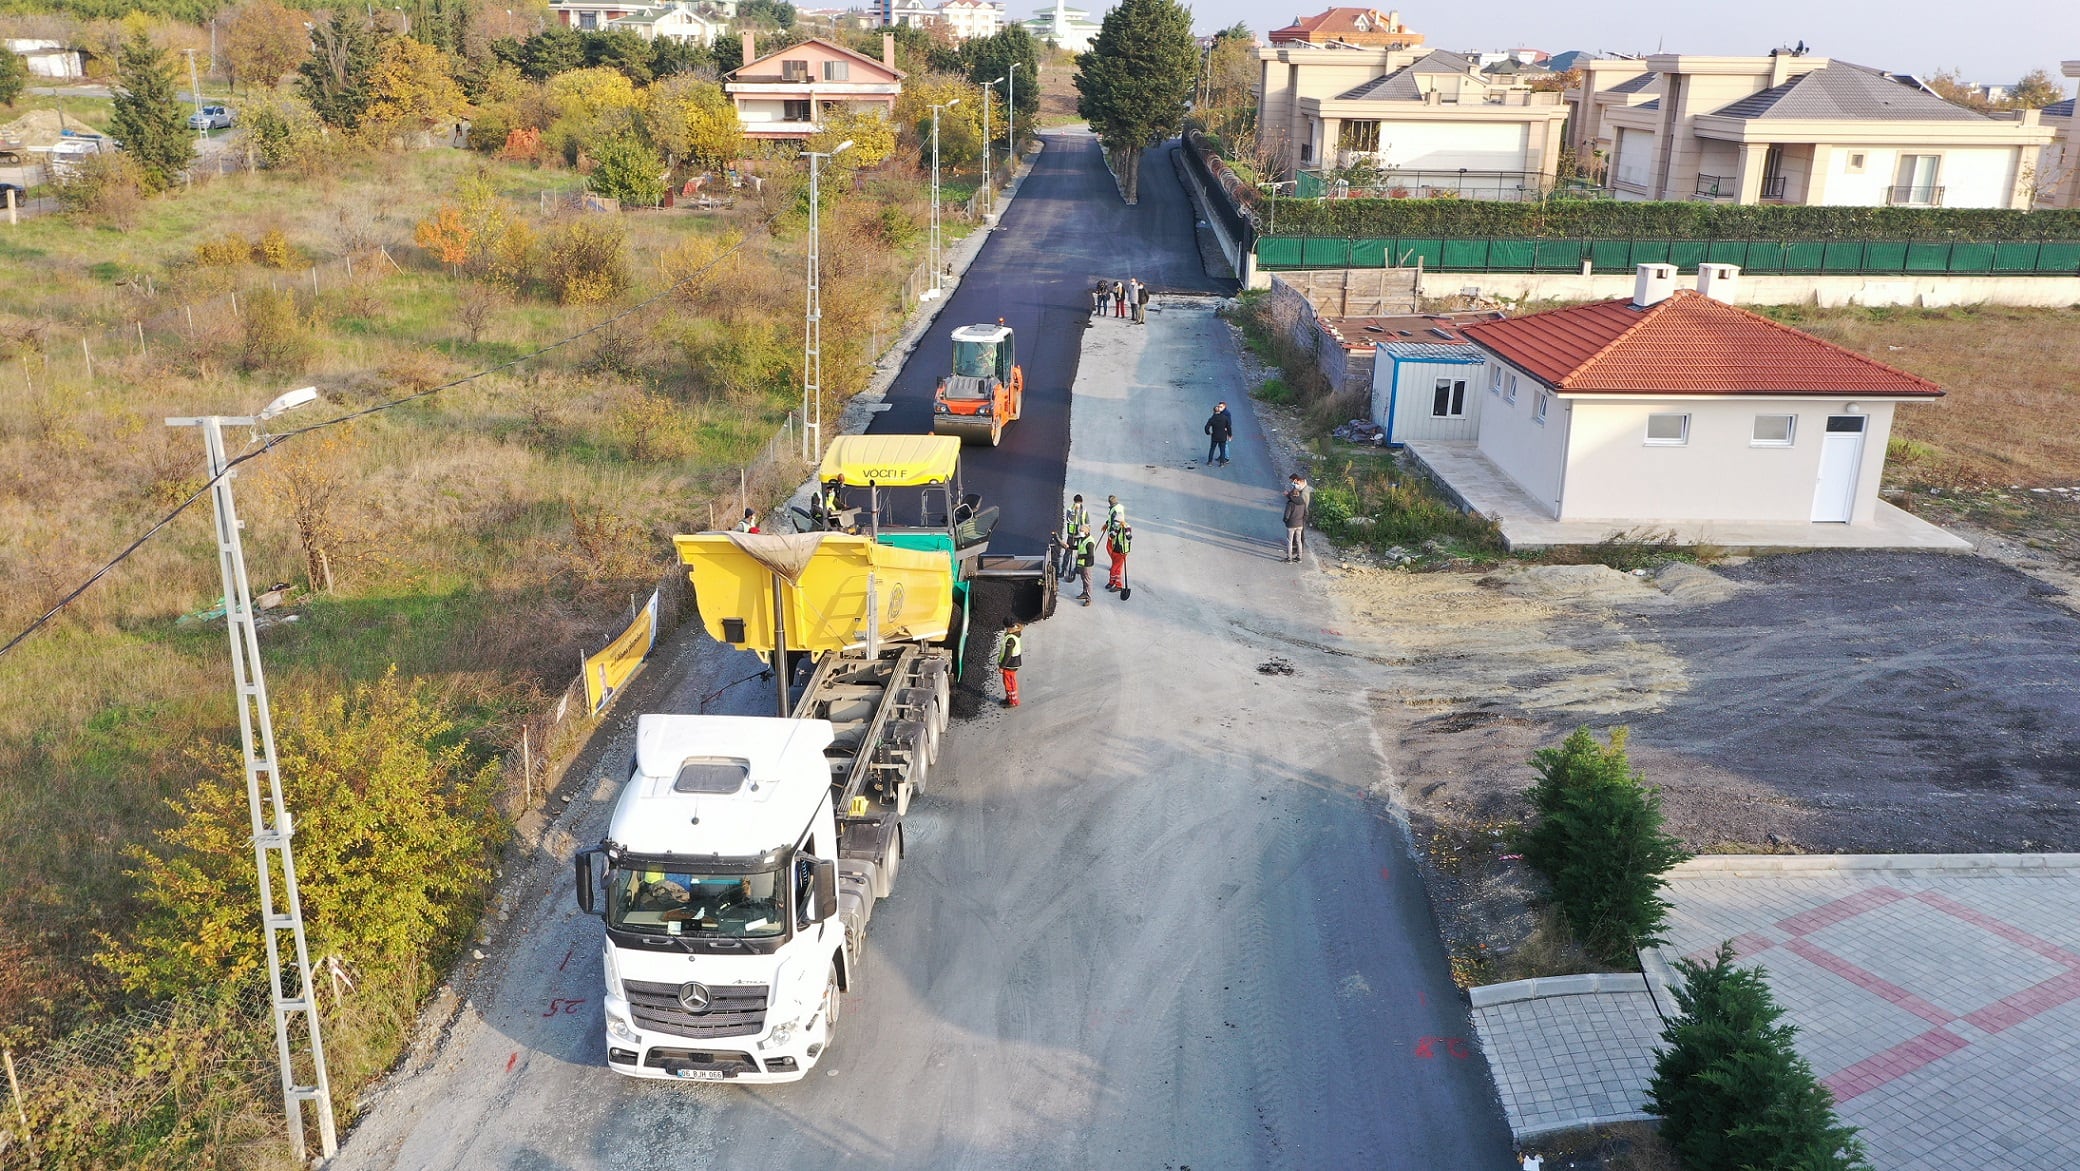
926, 98, 960, 301
801, 140, 853, 461
981, 76, 1003, 214
183, 48, 206, 143
1007, 62, 1019, 181
166, 387, 335, 1163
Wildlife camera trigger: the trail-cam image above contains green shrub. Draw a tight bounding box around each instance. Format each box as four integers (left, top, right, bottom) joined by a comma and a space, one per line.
1649, 943, 1872, 1171
587, 132, 665, 208
541, 214, 630, 305
1518, 727, 1688, 965
56, 152, 147, 227
1252, 376, 1293, 404
1267, 197, 2080, 243
236, 287, 315, 373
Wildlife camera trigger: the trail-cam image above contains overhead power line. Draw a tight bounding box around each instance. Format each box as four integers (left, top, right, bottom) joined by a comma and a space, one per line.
0, 214, 775, 663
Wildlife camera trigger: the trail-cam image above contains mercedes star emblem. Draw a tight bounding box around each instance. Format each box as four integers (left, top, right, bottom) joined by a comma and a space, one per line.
676, 981, 712, 1014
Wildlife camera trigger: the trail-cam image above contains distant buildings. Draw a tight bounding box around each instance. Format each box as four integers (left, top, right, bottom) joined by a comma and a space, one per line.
724, 32, 904, 140
607, 2, 726, 44
1023, 0, 1105, 53
871, 0, 1007, 42
1567, 53, 2056, 208
1267, 7, 1422, 50
5, 38, 83, 80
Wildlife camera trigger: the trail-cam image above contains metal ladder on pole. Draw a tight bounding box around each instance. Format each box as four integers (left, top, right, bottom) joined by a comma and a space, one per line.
179, 415, 338, 1161
805, 153, 826, 462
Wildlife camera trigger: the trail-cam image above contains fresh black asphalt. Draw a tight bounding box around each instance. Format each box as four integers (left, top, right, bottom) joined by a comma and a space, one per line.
867, 132, 1236, 554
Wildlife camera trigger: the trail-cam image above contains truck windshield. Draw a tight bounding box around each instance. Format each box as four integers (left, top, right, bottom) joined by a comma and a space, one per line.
952, 339, 997, 381
605, 866, 786, 939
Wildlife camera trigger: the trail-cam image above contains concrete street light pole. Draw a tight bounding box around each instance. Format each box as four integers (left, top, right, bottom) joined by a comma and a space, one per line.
165, 387, 336, 1163
1007, 62, 1019, 180
183, 48, 205, 143
801, 139, 854, 461
981, 76, 1004, 215
926, 98, 961, 301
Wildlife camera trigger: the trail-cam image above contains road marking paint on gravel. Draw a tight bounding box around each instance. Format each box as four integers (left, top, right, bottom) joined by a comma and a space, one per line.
506, 1052, 518, 1073
558, 943, 576, 972
543, 998, 586, 1017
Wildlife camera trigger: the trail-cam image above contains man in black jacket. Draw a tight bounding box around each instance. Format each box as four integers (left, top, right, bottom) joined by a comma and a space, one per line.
1204, 401, 1234, 467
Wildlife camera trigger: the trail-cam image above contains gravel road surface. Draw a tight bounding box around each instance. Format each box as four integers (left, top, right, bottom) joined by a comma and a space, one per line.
330, 138, 1510, 1169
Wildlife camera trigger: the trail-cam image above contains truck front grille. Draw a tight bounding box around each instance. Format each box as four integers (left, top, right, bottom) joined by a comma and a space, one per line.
624, 980, 769, 1039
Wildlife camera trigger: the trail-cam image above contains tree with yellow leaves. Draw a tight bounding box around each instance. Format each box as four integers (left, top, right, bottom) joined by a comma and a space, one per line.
362, 36, 469, 134
645, 74, 744, 171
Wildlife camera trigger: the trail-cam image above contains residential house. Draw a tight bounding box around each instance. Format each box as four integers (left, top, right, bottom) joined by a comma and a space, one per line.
938, 0, 1006, 41
1267, 8, 1422, 50
1023, 0, 1104, 53
1562, 56, 1654, 168
1544, 49, 1597, 74
5, 38, 84, 80
1256, 42, 1427, 172
548, 0, 641, 30
1366, 311, 1509, 443
884, 0, 934, 28
1456, 264, 1942, 528
1582, 53, 2054, 207
2037, 61, 2080, 208
725, 33, 904, 140
608, 3, 726, 44
1272, 49, 1571, 197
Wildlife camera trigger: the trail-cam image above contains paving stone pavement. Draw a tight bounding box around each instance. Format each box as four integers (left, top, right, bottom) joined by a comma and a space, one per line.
1643, 856, 2080, 1171
1468, 974, 1664, 1139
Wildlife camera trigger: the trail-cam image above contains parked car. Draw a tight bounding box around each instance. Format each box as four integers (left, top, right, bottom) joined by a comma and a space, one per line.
0, 182, 26, 207
186, 106, 234, 131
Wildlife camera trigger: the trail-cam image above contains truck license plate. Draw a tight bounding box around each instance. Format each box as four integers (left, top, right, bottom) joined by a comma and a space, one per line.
673, 1068, 725, 1081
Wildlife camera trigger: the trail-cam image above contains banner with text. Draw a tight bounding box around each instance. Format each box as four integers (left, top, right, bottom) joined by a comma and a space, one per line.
584, 590, 659, 715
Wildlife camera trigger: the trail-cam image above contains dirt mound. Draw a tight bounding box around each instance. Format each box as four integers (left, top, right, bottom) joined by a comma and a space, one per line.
0, 110, 72, 149
1652, 562, 1747, 605
1477, 563, 1666, 605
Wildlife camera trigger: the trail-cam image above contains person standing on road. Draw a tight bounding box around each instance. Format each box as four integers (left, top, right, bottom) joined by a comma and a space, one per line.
1104, 494, 1124, 537
1072, 529, 1097, 605
1133, 280, 1150, 325
1114, 280, 1128, 319
1105, 521, 1131, 592
999, 624, 1024, 708
1283, 473, 1310, 562
1091, 279, 1107, 318
1060, 494, 1091, 577
1205, 401, 1234, 467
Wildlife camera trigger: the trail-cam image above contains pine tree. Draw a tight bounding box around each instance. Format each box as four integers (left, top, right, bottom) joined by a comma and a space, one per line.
0, 38, 30, 108
961, 25, 1040, 125
108, 32, 193, 194
298, 11, 383, 130
1072, 0, 1197, 202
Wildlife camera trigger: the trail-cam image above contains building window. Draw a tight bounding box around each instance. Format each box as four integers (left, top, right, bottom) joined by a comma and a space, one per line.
1489, 364, 1502, 394
1846, 152, 1867, 173
578, 11, 597, 27
1300, 141, 1312, 162
1645, 413, 1690, 445
1338, 120, 1382, 153
1505, 373, 1518, 403
823, 60, 849, 81
1533, 391, 1550, 424
784, 99, 813, 122
1431, 378, 1467, 418
782, 58, 810, 81
1752, 414, 1796, 446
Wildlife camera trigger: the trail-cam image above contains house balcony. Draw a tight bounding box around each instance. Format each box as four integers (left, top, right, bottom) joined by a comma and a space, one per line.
1694, 173, 1733, 200
1760, 175, 1788, 201
1887, 184, 1945, 207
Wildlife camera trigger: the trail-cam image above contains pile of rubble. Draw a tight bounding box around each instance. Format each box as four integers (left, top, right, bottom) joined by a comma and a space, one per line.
1331, 418, 1386, 446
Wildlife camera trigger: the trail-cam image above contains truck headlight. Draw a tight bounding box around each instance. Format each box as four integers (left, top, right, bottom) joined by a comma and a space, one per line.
606, 1011, 639, 1044
762, 1019, 799, 1049
602, 945, 626, 1002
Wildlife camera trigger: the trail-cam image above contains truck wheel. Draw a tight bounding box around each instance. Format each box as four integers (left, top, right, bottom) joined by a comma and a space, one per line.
906, 749, 929, 801
989, 420, 1002, 447
921, 707, 941, 767
874, 826, 903, 899
932, 669, 951, 736
822, 965, 842, 1035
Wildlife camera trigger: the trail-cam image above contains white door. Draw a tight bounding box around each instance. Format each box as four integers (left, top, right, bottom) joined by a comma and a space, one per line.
1811, 415, 1867, 523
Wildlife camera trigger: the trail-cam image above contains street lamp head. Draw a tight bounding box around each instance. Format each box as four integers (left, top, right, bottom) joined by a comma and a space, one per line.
832, 139, 854, 156
257, 386, 319, 422
946, 97, 961, 108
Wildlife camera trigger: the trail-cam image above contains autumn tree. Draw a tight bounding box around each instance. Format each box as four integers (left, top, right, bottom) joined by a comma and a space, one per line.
2009, 68, 2063, 109
362, 36, 469, 132
224, 0, 309, 89
109, 31, 194, 193
645, 74, 743, 170
1074, 0, 1197, 202
415, 203, 475, 268
298, 10, 382, 129
807, 108, 895, 168
587, 132, 665, 206
1194, 22, 1257, 143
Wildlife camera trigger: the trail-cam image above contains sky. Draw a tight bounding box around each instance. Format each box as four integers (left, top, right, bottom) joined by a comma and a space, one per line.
1167, 0, 2078, 89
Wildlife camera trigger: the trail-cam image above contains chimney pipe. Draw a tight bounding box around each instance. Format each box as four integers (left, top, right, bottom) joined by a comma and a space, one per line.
741, 30, 755, 65
883, 33, 896, 69
1696, 263, 1740, 304
1632, 263, 1676, 308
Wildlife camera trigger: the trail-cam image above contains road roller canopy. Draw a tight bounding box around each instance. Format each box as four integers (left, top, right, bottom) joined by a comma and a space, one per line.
819, 434, 961, 488
949, 323, 1014, 386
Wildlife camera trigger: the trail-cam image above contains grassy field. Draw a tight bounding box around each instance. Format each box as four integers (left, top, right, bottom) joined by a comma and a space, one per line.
0, 137, 952, 1162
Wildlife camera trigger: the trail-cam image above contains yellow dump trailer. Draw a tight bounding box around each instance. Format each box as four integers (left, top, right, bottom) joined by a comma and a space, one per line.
673, 532, 957, 654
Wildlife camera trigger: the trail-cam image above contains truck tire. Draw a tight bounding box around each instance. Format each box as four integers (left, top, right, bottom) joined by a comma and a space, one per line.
822, 965, 842, 1036
921, 705, 941, 767
873, 825, 903, 899
905, 747, 928, 803
932, 668, 951, 735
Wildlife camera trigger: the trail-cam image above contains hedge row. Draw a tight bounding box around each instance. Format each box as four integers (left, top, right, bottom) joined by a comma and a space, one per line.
1265, 198, 2080, 242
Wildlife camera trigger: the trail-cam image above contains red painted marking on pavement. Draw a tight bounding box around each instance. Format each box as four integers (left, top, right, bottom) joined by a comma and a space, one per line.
506, 1051, 518, 1072
1380, 867, 1392, 882
1414, 1037, 1435, 1058
1784, 938, 1957, 1026
557, 943, 577, 972
543, 998, 586, 1017
1912, 890, 2080, 967
1962, 968, 2080, 1035
1821, 1027, 1968, 1103
1418, 991, 1427, 1007
1414, 1036, 1469, 1059
1774, 886, 1907, 937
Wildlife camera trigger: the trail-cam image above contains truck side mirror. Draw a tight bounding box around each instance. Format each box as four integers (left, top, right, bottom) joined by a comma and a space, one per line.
574, 847, 605, 917
813, 858, 838, 923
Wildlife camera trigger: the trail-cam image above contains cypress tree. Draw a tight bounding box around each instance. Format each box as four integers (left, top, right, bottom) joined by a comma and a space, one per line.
108, 32, 194, 193
298, 11, 382, 130
1072, 0, 1196, 202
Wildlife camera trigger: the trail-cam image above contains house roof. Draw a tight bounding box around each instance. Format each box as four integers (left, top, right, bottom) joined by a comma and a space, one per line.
727, 36, 904, 81
1545, 49, 1596, 72
1334, 49, 1477, 100
1606, 70, 1659, 95
1379, 340, 1485, 362
1459, 290, 1943, 397
1709, 63, 1988, 121
2046, 97, 2076, 118
1269, 7, 1419, 44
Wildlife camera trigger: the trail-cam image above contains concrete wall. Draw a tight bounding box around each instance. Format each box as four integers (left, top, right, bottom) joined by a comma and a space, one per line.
1475, 358, 1568, 514
1268, 276, 1376, 401
1560, 398, 1900, 524
1425, 271, 2080, 308
1376, 354, 1485, 442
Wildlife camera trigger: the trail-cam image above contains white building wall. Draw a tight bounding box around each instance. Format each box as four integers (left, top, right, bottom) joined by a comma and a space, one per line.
1370, 121, 1530, 170
1816, 145, 2022, 209
1474, 359, 1569, 515
1558, 398, 1900, 523
1376, 355, 1485, 442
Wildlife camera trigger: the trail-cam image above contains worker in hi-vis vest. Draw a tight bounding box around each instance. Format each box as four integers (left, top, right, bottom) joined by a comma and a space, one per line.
1106, 522, 1131, 593
999, 624, 1024, 708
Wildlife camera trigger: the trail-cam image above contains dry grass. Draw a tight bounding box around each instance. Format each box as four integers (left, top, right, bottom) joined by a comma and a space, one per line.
1756, 304, 2080, 489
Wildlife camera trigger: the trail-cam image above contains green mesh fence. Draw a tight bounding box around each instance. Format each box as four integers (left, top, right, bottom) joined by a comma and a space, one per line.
1258, 237, 2080, 275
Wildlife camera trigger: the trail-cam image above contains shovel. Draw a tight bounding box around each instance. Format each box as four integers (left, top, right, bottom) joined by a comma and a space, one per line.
1119, 569, 1131, 602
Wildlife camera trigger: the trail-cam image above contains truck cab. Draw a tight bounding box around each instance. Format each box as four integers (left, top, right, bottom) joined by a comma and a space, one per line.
576, 715, 851, 1082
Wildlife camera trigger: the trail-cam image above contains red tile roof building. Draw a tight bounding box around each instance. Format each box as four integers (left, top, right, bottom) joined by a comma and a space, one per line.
1459, 290, 1942, 397
1268, 7, 1423, 49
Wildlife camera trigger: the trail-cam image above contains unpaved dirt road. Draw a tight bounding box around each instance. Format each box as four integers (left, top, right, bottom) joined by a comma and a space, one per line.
331, 155, 1511, 1168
